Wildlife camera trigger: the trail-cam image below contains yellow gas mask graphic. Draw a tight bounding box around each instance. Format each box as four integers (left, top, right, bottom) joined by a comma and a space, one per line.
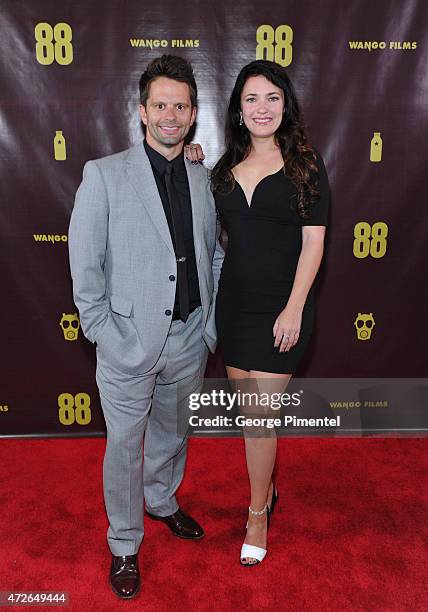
60, 313, 80, 341
354, 313, 375, 340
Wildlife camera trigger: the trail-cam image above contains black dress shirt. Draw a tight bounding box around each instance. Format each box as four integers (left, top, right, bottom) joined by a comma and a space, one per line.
143, 139, 201, 316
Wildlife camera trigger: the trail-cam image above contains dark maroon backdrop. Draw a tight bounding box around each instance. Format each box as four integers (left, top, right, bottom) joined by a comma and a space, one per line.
1, 0, 427, 435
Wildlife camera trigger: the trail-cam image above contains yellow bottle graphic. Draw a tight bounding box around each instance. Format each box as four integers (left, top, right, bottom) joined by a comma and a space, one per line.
54, 130, 66, 160
370, 132, 382, 162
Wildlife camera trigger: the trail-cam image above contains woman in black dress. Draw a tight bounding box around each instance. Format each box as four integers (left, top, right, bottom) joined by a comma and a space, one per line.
188, 60, 330, 566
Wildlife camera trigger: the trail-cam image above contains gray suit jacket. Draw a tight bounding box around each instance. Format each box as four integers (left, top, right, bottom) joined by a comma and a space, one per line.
68, 142, 224, 374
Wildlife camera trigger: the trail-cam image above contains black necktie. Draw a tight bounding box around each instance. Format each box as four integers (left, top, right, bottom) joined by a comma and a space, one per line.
164, 163, 190, 322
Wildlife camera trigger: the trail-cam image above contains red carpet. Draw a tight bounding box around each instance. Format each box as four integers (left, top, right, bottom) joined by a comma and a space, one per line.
0, 437, 427, 611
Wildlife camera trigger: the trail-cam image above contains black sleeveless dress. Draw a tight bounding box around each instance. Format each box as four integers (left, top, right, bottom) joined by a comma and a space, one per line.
214, 152, 330, 374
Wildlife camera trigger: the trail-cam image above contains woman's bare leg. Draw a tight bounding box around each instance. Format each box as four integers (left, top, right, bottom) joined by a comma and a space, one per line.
226, 366, 291, 564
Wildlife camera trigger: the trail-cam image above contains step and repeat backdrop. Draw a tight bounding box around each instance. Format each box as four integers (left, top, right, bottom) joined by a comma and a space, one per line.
1, 0, 427, 436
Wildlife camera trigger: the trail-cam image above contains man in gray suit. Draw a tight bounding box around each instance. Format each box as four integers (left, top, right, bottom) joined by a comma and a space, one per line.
68, 55, 224, 599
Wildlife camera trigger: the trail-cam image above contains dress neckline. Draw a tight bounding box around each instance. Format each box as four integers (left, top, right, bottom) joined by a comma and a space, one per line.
232, 166, 284, 208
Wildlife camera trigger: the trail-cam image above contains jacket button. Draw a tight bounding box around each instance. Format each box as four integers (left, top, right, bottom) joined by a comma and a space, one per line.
165, 309, 172, 316
169, 275, 175, 281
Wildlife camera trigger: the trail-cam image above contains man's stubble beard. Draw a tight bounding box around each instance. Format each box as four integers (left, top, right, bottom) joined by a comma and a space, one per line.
150, 124, 188, 148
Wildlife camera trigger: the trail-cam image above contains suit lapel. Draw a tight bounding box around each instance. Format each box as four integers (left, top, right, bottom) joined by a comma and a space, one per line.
185, 160, 204, 265
125, 142, 174, 254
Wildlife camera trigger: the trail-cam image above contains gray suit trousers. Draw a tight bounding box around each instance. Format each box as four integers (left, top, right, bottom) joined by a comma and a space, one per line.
95, 306, 208, 556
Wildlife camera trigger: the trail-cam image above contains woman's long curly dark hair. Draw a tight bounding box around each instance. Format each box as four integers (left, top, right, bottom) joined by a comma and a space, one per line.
211, 60, 319, 219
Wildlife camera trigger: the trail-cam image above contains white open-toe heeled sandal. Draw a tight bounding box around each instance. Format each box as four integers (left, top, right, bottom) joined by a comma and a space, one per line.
240, 504, 268, 566
240, 543, 267, 566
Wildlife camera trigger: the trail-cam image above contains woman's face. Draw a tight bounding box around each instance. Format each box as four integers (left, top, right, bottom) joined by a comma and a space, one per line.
240, 75, 284, 139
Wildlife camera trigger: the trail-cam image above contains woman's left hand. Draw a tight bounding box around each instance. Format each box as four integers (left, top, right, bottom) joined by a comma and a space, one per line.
273, 305, 303, 352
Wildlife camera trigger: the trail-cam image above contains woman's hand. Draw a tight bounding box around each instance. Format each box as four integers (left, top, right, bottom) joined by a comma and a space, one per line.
273, 304, 303, 352
184, 143, 205, 163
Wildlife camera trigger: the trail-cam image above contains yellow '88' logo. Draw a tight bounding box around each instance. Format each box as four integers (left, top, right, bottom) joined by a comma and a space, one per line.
35, 23, 73, 65
58, 393, 91, 425
256, 25, 293, 67
353, 222, 388, 258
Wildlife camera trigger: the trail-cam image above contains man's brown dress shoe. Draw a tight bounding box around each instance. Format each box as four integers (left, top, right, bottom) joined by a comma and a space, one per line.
145, 508, 204, 539
110, 554, 140, 599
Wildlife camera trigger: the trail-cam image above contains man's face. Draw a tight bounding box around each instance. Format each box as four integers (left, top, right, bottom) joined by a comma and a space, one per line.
139, 76, 196, 150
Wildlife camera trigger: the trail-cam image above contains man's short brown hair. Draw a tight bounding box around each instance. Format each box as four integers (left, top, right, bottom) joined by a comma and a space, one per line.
139, 54, 197, 107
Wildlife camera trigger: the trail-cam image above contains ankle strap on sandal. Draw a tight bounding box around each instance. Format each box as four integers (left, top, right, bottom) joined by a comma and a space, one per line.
248, 504, 268, 516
